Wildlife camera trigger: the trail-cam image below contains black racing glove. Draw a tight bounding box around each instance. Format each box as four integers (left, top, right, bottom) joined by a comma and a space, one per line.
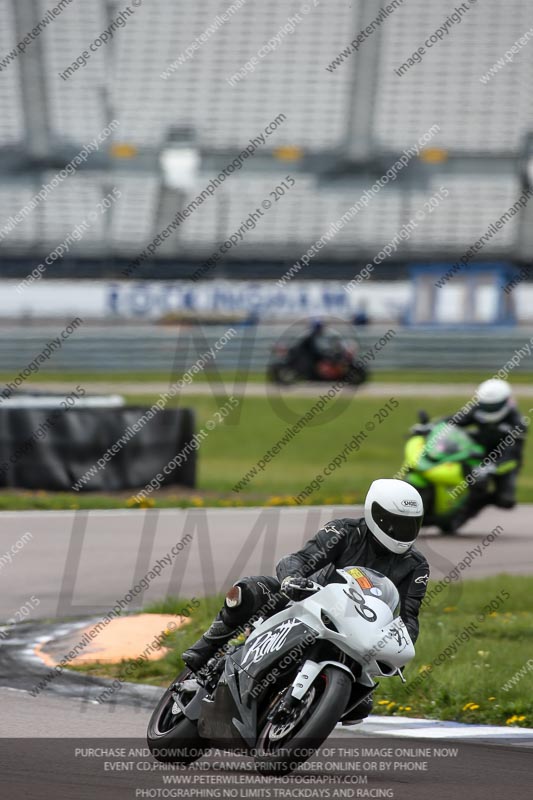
280, 575, 316, 601
410, 423, 432, 436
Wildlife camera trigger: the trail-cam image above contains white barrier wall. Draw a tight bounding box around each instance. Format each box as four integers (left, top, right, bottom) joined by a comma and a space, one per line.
0, 280, 411, 321
2, 279, 531, 322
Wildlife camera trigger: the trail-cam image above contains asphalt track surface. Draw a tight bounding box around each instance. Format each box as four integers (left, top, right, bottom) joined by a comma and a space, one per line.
1, 687, 532, 800
0, 505, 531, 620
32, 380, 533, 398
2, 506, 532, 799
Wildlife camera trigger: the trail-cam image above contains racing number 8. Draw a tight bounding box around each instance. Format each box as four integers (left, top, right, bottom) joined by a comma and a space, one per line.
344, 586, 377, 622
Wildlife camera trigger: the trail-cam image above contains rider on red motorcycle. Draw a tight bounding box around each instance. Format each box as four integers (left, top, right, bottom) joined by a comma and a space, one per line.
293, 320, 328, 377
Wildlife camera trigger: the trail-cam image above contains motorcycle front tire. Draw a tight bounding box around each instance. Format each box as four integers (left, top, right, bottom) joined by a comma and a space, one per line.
254, 665, 351, 775
147, 670, 206, 764
346, 362, 368, 386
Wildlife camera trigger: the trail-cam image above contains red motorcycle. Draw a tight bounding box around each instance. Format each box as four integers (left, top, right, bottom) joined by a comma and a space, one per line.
267, 335, 369, 386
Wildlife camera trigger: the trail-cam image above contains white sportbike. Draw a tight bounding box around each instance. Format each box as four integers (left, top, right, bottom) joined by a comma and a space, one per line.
147, 566, 415, 774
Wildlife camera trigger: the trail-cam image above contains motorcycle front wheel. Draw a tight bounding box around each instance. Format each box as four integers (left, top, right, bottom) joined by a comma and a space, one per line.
254, 665, 351, 775
147, 669, 206, 764
346, 362, 368, 386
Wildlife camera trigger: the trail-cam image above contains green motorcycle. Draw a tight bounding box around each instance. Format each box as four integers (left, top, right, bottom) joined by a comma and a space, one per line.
402, 412, 487, 534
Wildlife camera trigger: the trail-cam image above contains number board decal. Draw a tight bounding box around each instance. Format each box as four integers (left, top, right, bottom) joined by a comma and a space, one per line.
347, 567, 373, 590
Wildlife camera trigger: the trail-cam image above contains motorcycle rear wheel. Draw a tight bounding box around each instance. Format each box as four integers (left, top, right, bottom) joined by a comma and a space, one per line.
254, 665, 351, 775
268, 364, 297, 385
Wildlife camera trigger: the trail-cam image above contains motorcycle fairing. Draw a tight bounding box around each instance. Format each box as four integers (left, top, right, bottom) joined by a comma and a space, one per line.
403, 423, 486, 523
197, 619, 318, 748
406, 470, 469, 518
404, 425, 484, 474
233, 619, 318, 685
197, 672, 251, 744
404, 435, 427, 471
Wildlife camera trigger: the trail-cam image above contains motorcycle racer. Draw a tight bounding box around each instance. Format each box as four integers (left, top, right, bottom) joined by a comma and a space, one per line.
183, 479, 429, 716
412, 380, 528, 525
293, 319, 328, 377
449, 379, 526, 510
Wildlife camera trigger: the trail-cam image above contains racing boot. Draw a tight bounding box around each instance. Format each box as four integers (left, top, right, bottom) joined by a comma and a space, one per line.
182, 585, 243, 674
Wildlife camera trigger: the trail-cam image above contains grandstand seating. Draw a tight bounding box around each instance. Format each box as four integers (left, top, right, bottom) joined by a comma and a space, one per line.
0, 170, 520, 257
0, 0, 530, 263
2, 0, 533, 154
177, 172, 521, 257
28, 0, 533, 155
38, 0, 107, 145
0, 172, 161, 253
0, 0, 25, 147
111, 0, 355, 152
374, 0, 533, 154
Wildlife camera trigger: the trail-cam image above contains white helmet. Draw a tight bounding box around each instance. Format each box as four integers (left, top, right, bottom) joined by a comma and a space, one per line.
475, 379, 513, 423
364, 479, 424, 554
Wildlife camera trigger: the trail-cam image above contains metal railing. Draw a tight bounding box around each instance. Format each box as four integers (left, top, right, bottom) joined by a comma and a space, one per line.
0, 324, 531, 373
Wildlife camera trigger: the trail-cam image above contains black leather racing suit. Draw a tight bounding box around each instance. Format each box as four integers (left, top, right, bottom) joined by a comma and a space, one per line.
291, 331, 327, 378
446, 403, 527, 511
275, 517, 429, 644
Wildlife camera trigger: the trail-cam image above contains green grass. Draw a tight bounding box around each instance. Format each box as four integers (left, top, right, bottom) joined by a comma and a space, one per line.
187, 393, 439, 496
0, 370, 266, 384
67, 576, 532, 728
123, 392, 533, 500
375, 574, 533, 727
0, 492, 203, 511
376, 370, 533, 385
2, 391, 533, 509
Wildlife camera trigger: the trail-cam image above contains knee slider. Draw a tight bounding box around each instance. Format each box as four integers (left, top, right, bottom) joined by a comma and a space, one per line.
225, 584, 242, 608
221, 580, 255, 626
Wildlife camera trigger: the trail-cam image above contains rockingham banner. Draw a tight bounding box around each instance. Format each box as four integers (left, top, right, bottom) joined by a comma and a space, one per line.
0, 280, 409, 320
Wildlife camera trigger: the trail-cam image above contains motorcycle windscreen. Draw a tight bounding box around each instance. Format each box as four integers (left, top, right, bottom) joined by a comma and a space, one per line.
424, 424, 482, 466
341, 567, 400, 615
